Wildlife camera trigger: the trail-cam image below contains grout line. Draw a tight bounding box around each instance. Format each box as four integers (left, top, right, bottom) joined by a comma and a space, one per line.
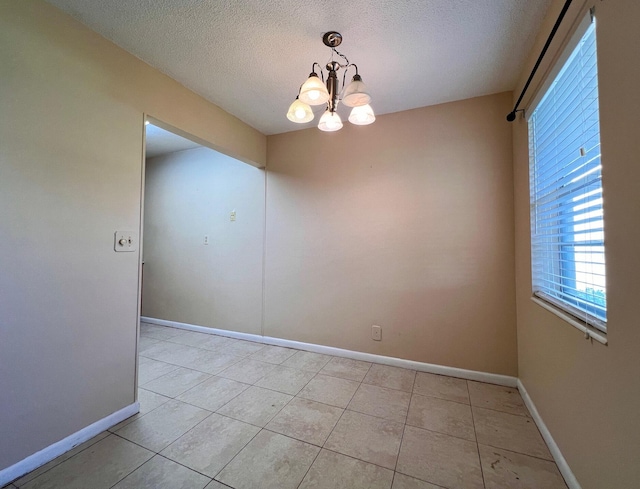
470, 403, 532, 418
106, 454, 159, 489
468, 380, 487, 489
390, 470, 398, 487
409, 369, 417, 392
294, 439, 322, 489
210, 426, 264, 484
394, 422, 407, 472
402, 419, 476, 444
153, 453, 213, 481
392, 466, 450, 489
476, 443, 560, 463
410, 391, 472, 407
319, 447, 398, 476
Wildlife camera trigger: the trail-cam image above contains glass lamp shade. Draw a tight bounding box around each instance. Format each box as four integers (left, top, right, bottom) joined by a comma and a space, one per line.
342, 76, 371, 107
318, 110, 343, 132
299, 74, 330, 106
348, 104, 376, 125
286, 98, 314, 123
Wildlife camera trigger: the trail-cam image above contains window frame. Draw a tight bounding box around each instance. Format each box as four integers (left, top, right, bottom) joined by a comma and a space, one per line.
526, 9, 607, 342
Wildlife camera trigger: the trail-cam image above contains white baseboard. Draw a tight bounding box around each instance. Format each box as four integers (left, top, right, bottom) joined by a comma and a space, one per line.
0, 402, 139, 487
141, 316, 518, 388
517, 380, 581, 489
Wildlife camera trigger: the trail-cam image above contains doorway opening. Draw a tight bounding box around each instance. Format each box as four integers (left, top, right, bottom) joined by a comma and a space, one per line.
138, 118, 266, 387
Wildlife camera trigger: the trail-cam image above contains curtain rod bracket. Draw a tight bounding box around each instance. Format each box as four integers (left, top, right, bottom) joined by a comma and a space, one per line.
506, 109, 525, 122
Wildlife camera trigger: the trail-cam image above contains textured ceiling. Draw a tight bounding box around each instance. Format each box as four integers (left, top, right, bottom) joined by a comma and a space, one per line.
46, 0, 551, 135
146, 123, 200, 158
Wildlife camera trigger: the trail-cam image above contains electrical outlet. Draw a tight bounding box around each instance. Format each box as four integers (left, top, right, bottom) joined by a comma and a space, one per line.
204, 235, 209, 245
230, 210, 236, 221
371, 325, 382, 341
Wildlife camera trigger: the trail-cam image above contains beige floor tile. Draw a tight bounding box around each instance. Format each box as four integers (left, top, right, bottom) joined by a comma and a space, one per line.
297, 374, 359, 408
223, 339, 265, 356
13, 432, 110, 486
324, 410, 404, 470
161, 414, 260, 478
250, 344, 297, 364
167, 331, 230, 351
177, 376, 249, 411
397, 425, 483, 489
20, 435, 152, 489
217, 358, 276, 384
139, 341, 202, 367
180, 348, 243, 375
109, 388, 171, 432
140, 324, 184, 340
348, 384, 411, 423
163, 330, 209, 346
266, 397, 343, 446
299, 449, 393, 489
107, 413, 139, 434
282, 350, 333, 372
195, 335, 232, 351
413, 372, 469, 404
479, 444, 568, 489
255, 365, 316, 395
363, 364, 416, 392
138, 387, 171, 414
217, 386, 292, 426
473, 407, 552, 460
138, 388, 171, 413
115, 400, 211, 452
111, 455, 210, 488
391, 473, 442, 489
141, 367, 210, 398
320, 357, 372, 382
468, 381, 529, 416
216, 430, 319, 489
204, 482, 229, 489
138, 336, 161, 352
137, 358, 179, 385
406, 394, 475, 441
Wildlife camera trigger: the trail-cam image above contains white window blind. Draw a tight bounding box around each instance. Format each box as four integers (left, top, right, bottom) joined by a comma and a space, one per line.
528, 17, 606, 332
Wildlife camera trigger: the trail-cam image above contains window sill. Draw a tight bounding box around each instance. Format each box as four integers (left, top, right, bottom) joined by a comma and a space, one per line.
530, 296, 608, 345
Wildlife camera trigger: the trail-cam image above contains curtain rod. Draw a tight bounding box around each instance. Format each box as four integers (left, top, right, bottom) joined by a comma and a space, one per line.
506, 0, 573, 122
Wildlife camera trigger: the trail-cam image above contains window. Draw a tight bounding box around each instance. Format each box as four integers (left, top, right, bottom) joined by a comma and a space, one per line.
528, 14, 606, 332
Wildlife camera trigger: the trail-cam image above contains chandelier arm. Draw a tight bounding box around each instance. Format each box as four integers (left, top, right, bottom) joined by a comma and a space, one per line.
341, 66, 351, 95
312, 62, 325, 82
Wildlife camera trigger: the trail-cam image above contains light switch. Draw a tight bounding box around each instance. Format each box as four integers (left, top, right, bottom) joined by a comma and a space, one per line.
114, 231, 138, 252
230, 210, 236, 222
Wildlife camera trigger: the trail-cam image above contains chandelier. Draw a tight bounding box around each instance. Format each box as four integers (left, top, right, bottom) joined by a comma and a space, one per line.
286, 31, 375, 132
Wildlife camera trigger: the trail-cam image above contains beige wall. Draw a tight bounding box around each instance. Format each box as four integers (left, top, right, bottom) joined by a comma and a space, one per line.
266, 92, 518, 375
512, 1, 640, 487
0, 0, 265, 471
142, 147, 265, 334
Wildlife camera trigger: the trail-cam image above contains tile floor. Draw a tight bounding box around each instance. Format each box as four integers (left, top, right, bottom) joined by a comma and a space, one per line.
5, 323, 568, 489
